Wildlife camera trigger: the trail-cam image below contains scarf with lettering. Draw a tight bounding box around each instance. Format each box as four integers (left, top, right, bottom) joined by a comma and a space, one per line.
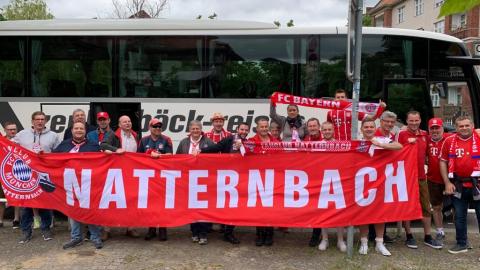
242, 140, 370, 154
271, 92, 384, 117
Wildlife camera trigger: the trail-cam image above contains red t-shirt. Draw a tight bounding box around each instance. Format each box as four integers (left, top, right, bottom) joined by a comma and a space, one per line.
440, 135, 477, 179
397, 129, 428, 180
303, 134, 322, 141
247, 133, 280, 154
327, 110, 366, 141
427, 134, 451, 184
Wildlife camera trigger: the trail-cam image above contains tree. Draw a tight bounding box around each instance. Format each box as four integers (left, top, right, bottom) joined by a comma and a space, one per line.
439, 0, 480, 17
273, 21, 280, 27
196, 13, 217, 20
2, 0, 53, 20
362, 14, 372, 26
112, 0, 167, 18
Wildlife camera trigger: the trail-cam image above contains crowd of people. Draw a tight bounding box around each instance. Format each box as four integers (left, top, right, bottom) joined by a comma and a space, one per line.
0, 89, 479, 257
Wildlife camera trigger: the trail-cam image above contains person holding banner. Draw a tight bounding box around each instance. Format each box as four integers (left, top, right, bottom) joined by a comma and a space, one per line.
440, 116, 480, 254
270, 100, 306, 142
2, 121, 19, 228
53, 121, 104, 250
358, 119, 402, 256
397, 111, 443, 250
317, 121, 347, 252
196, 122, 250, 244
63, 109, 96, 140
248, 117, 280, 246
376, 111, 397, 140
303, 117, 322, 247
138, 118, 173, 241
327, 89, 386, 141
426, 118, 450, 242
177, 120, 215, 245
14, 111, 61, 244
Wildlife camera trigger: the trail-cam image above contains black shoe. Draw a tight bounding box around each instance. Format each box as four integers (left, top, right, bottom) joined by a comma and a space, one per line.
63, 238, 83, 249
255, 229, 264, 246
144, 228, 157, 241
12, 220, 20, 229
19, 233, 32, 244
224, 234, 240, 244
158, 228, 167, 241
309, 235, 320, 247
42, 230, 53, 241
93, 240, 103, 249
383, 234, 394, 244
264, 230, 273, 246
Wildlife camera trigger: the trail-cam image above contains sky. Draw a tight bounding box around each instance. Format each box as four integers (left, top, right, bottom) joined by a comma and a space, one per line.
0, 0, 380, 26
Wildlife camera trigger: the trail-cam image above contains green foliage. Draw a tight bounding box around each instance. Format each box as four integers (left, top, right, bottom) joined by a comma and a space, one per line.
273, 20, 280, 27
208, 12, 217, 19
362, 14, 372, 26
196, 15, 201, 19
2, 0, 54, 20
286, 19, 294, 27
439, 0, 480, 17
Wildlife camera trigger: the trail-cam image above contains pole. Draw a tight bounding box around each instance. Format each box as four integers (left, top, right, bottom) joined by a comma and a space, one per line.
346, 0, 363, 258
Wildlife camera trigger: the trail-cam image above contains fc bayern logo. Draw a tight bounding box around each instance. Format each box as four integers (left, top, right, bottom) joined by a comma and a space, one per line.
365, 103, 376, 113
1, 152, 55, 199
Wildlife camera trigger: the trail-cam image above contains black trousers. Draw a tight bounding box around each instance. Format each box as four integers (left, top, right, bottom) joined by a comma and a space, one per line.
191, 222, 210, 238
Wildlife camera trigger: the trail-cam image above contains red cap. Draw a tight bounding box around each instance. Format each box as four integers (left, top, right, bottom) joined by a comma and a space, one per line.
428, 118, 443, 128
96, 112, 109, 120
149, 118, 162, 127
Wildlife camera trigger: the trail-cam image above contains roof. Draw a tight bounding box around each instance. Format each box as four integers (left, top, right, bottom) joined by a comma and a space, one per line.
367, 0, 405, 15
0, 19, 463, 43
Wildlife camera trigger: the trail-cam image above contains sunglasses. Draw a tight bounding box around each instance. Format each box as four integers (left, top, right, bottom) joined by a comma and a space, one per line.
151, 125, 162, 129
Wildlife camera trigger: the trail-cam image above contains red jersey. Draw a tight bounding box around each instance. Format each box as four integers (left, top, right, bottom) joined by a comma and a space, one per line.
247, 133, 280, 154
205, 128, 232, 143
427, 134, 450, 184
327, 110, 366, 141
397, 129, 428, 180
440, 135, 478, 179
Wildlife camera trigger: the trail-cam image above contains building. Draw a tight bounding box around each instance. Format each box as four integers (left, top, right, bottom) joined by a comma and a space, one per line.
367, 0, 478, 125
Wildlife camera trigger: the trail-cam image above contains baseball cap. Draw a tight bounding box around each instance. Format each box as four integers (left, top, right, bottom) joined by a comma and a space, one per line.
149, 118, 162, 127
428, 118, 443, 128
96, 112, 109, 120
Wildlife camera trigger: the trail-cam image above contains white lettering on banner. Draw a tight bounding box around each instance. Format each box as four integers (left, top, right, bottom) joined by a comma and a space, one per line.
162, 170, 181, 209
318, 170, 346, 209
99, 169, 127, 209
64, 168, 91, 208
284, 170, 309, 208
247, 169, 274, 207
133, 169, 154, 208
384, 161, 408, 203
216, 170, 239, 208
189, 170, 209, 209
355, 167, 377, 207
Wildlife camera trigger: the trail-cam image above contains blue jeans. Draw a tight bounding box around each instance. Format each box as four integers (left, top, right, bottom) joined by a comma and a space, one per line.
20, 208, 52, 235
69, 218, 101, 243
452, 187, 480, 246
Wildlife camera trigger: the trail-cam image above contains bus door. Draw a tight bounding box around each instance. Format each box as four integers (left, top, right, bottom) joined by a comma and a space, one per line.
383, 78, 432, 130
89, 102, 142, 137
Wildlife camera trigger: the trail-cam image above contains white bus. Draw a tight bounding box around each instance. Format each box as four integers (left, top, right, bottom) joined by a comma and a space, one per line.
0, 19, 478, 144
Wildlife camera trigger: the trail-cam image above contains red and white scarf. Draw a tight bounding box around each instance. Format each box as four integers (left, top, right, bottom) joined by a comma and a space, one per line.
448, 133, 480, 178
243, 140, 370, 154
271, 92, 384, 116
70, 140, 86, 153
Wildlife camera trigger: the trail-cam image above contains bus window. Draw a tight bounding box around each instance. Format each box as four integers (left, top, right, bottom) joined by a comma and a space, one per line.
384, 79, 432, 129
31, 37, 112, 97
207, 36, 295, 98
0, 37, 25, 97
118, 36, 203, 98
430, 81, 473, 130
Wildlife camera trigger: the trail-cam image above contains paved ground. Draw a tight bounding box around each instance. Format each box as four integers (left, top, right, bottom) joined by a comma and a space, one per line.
0, 214, 479, 270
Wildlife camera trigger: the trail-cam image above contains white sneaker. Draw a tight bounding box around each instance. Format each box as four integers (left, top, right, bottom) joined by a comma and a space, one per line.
375, 242, 392, 256
337, 240, 347, 252
359, 242, 368, 255
318, 239, 329, 251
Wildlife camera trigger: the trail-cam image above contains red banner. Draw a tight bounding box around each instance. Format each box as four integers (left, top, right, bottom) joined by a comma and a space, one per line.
0, 136, 421, 228
271, 92, 382, 115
